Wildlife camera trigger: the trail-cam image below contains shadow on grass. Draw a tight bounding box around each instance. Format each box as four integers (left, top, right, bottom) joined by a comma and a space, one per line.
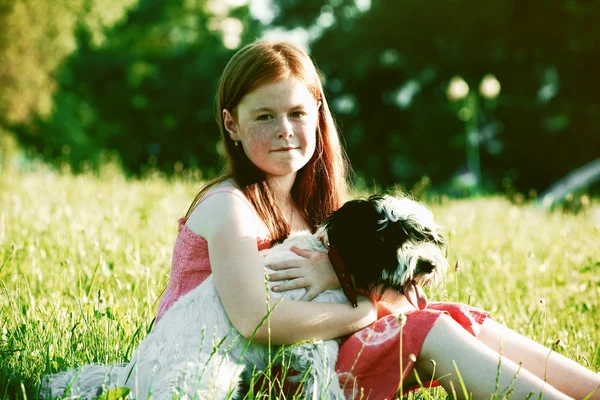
0, 364, 41, 400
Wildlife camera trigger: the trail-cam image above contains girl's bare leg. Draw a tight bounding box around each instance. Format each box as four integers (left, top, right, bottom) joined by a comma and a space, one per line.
478, 318, 600, 400
403, 315, 572, 399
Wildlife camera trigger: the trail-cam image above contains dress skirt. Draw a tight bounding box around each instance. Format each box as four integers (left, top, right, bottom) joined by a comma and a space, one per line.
335, 302, 491, 399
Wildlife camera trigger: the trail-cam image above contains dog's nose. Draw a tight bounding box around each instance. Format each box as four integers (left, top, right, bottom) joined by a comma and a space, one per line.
416, 259, 436, 274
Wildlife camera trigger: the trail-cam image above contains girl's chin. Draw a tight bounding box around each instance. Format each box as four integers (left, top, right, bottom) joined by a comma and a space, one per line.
261, 161, 312, 177
264, 168, 304, 180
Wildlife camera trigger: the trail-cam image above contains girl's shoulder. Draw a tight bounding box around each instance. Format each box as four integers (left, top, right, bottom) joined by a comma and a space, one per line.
185, 180, 268, 240
199, 180, 248, 205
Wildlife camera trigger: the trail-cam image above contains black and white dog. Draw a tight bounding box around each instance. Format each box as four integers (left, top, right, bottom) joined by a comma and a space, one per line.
43, 194, 448, 399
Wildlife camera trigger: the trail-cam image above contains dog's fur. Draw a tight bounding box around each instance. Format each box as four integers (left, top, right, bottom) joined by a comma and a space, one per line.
42, 194, 448, 399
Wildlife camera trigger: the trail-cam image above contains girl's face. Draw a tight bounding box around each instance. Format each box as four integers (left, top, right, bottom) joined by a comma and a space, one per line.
224, 77, 319, 181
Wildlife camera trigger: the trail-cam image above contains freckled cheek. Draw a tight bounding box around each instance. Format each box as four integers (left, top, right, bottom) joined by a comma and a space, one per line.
242, 127, 273, 150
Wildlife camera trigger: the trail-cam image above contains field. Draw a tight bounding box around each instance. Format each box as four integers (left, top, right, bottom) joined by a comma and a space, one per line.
1, 167, 599, 399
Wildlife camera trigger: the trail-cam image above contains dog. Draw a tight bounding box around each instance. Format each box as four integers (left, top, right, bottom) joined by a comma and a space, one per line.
43, 194, 448, 399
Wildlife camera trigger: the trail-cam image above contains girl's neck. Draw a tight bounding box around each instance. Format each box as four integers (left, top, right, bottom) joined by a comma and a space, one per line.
267, 174, 296, 205
268, 174, 310, 231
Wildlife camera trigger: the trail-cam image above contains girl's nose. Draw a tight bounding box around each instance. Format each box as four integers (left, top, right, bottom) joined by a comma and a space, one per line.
276, 117, 294, 139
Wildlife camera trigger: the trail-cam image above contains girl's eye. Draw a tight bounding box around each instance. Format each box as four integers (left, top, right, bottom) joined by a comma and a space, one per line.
290, 111, 305, 118
257, 114, 272, 121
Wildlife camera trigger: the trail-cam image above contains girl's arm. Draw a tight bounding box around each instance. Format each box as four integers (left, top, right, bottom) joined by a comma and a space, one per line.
187, 191, 377, 345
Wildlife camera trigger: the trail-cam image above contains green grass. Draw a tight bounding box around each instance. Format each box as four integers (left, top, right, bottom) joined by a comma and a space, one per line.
0, 167, 599, 399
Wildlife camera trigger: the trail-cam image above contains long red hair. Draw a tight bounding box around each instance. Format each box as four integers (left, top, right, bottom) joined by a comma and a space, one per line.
185, 41, 350, 242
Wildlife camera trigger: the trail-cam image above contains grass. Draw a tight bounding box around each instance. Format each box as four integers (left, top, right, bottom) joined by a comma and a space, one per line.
0, 166, 599, 399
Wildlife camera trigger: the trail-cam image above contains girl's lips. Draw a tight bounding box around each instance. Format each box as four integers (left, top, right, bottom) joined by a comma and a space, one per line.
272, 147, 298, 152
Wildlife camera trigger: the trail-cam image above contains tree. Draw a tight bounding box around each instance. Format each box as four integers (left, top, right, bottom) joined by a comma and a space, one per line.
0, 0, 136, 125
9, 0, 261, 174
270, 0, 600, 192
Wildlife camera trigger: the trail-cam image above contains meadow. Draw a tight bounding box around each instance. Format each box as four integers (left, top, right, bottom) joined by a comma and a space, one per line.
1, 166, 599, 399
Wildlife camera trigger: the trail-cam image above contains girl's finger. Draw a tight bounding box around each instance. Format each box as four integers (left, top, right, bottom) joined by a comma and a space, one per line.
272, 278, 307, 292
289, 247, 313, 258
301, 290, 318, 302
267, 260, 299, 270
269, 269, 302, 281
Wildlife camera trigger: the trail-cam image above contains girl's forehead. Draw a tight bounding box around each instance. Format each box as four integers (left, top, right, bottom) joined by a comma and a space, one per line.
240, 78, 316, 110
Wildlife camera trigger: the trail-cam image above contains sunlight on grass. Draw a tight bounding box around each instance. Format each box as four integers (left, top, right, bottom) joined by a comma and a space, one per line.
0, 167, 598, 399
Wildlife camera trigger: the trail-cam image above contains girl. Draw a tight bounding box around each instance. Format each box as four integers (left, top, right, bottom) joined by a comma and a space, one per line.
156, 40, 600, 399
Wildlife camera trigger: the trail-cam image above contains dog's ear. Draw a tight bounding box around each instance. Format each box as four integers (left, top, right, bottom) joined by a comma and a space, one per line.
323, 196, 399, 292
379, 216, 410, 245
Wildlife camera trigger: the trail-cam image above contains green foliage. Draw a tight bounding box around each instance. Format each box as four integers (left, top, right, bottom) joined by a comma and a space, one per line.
0, 168, 598, 399
4, 0, 600, 193
5, 0, 261, 176
0, 0, 136, 125
271, 0, 600, 192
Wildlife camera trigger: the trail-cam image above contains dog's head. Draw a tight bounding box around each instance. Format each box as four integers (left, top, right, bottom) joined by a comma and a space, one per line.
320, 194, 448, 309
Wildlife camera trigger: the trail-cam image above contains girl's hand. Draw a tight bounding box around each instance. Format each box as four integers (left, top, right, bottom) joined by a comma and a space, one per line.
268, 247, 340, 301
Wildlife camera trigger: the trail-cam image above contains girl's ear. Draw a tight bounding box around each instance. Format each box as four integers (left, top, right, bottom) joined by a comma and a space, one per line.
223, 109, 239, 141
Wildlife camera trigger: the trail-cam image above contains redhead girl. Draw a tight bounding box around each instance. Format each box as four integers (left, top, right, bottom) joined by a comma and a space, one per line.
156, 40, 600, 399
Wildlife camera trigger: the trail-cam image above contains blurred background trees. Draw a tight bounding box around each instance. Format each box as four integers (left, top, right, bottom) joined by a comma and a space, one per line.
1, 0, 599, 195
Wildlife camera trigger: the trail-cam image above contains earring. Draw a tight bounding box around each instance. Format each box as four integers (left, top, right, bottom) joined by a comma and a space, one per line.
234, 141, 239, 147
